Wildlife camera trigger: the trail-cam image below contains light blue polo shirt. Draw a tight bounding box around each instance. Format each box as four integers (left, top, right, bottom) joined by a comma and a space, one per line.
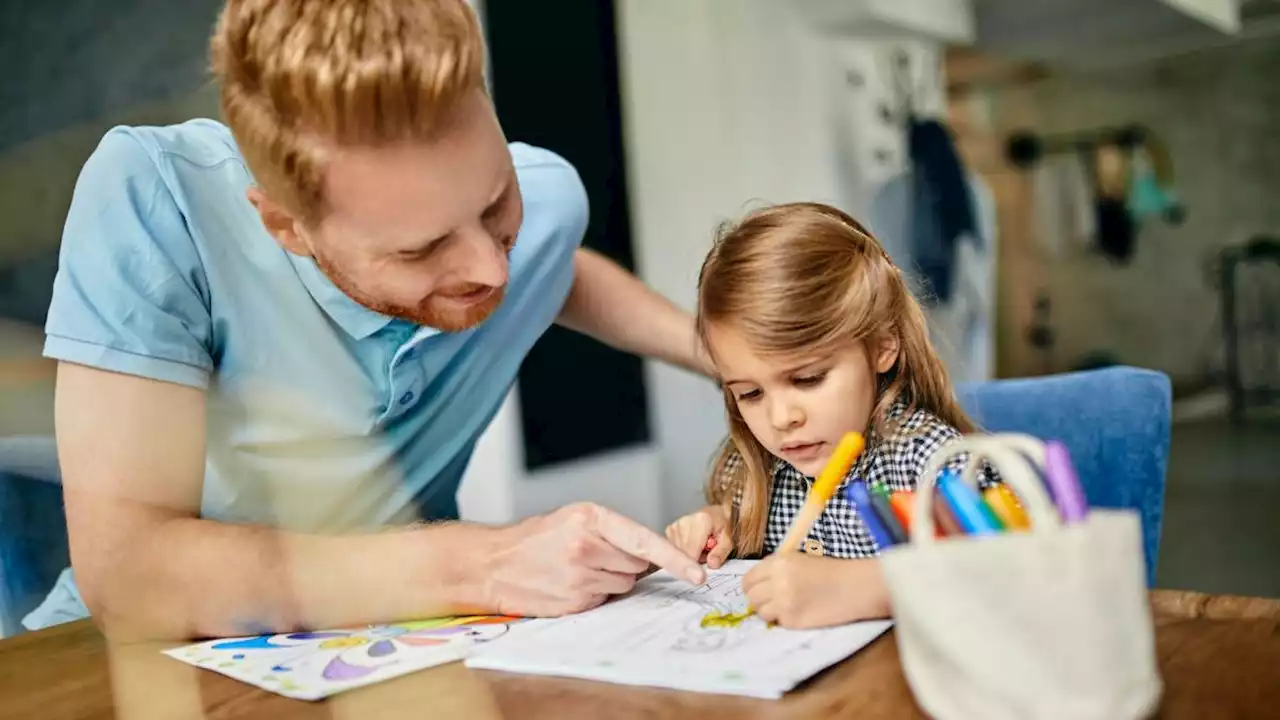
28, 119, 585, 628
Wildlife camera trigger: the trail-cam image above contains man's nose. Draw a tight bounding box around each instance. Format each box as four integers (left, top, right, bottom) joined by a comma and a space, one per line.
450, 228, 509, 288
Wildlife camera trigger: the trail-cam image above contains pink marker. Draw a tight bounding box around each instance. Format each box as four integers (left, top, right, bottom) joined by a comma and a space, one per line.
1043, 441, 1089, 522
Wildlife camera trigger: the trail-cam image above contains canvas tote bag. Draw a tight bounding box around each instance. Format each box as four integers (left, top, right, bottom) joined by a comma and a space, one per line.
879, 434, 1163, 720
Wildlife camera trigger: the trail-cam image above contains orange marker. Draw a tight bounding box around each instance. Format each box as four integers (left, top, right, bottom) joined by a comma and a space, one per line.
890, 491, 945, 538
889, 491, 914, 530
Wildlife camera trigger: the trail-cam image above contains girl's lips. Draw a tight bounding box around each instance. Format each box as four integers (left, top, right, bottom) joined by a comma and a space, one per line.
781, 441, 825, 462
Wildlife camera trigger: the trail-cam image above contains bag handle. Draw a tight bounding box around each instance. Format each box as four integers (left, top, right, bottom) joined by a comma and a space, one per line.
959, 434, 1045, 490
905, 434, 1062, 547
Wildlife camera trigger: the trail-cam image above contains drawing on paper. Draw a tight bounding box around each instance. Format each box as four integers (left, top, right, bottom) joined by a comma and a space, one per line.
464, 559, 896, 700
165, 614, 524, 699
685, 573, 742, 600
671, 623, 751, 654
672, 629, 733, 653
205, 615, 517, 681
674, 608, 759, 654
699, 609, 755, 629
653, 571, 748, 616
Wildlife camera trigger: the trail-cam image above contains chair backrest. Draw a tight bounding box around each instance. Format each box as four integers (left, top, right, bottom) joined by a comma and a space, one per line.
0, 469, 69, 637
955, 366, 1171, 587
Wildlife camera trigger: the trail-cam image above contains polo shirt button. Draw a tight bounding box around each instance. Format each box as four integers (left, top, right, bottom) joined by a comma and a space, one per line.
803, 539, 824, 556
399, 391, 415, 405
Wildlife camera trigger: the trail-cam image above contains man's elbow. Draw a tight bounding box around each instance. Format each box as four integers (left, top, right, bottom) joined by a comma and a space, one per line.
67, 525, 183, 641
69, 547, 138, 635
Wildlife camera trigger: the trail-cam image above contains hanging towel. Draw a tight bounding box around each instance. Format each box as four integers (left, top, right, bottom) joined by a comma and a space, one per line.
1032, 152, 1096, 259
907, 116, 977, 304
868, 171, 996, 384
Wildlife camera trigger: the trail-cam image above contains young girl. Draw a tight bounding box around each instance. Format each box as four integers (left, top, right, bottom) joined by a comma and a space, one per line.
666, 201, 979, 630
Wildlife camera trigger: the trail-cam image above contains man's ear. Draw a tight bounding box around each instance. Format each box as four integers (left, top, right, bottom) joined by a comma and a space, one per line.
247, 187, 311, 257
874, 330, 901, 374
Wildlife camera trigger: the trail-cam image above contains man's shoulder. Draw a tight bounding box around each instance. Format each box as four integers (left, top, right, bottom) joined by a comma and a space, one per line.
504, 143, 589, 271
509, 142, 577, 176
46, 121, 245, 390
70, 119, 249, 261
94, 119, 244, 174
509, 142, 588, 224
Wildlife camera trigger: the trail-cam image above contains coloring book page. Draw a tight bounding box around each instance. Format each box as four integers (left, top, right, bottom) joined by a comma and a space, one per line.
465, 560, 893, 699
163, 614, 527, 700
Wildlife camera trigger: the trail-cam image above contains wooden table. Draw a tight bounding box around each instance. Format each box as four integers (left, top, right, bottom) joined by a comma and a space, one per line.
1, 590, 1277, 719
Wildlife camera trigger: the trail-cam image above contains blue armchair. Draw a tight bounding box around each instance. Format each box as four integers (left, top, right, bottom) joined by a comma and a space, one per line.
0, 436, 68, 638
956, 366, 1172, 587
0, 367, 1172, 637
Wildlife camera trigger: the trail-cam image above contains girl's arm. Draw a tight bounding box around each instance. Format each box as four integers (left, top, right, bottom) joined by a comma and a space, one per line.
742, 554, 891, 629
665, 504, 735, 567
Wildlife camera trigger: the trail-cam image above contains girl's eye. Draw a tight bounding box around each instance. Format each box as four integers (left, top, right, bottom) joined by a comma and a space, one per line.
736, 389, 762, 402
793, 372, 827, 387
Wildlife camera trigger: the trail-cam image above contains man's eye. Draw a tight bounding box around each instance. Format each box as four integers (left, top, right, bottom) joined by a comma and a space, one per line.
398, 243, 442, 261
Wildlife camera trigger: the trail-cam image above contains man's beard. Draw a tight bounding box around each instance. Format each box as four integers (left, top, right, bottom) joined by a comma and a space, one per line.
314, 254, 506, 332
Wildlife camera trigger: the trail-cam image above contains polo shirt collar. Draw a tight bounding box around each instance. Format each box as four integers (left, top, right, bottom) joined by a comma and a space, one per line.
289, 253, 396, 340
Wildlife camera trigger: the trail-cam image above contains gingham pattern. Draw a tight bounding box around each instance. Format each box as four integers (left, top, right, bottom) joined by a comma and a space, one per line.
719, 403, 993, 558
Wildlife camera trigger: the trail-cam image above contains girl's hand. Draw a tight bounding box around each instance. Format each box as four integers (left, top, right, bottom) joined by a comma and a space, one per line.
664, 505, 734, 568
742, 554, 890, 629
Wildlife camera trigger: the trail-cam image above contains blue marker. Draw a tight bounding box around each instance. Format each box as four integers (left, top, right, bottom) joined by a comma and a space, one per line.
937, 470, 1003, 535
846, 481, 898, 550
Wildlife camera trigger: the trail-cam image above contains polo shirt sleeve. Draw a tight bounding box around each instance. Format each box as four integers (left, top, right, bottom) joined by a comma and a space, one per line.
43, 128, 214, 390
544, 162, 589, 251
510, 143, 590, 259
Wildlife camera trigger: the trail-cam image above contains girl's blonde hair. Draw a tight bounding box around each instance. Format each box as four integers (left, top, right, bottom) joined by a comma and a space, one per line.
697, 202, 975, 556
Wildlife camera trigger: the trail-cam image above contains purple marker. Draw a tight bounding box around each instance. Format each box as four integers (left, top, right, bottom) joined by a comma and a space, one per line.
1043, 441, 1089, 522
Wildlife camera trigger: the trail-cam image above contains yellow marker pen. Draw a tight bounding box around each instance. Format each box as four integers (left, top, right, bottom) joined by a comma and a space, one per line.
982, 484, 1031, 530
778, 432, 865, 553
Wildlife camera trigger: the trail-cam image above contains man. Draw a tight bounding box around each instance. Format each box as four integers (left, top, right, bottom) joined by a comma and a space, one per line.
34, 0, 708, 640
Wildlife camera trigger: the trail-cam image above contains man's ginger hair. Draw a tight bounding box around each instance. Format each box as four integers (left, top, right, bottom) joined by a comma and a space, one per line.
210, 0, 486, 225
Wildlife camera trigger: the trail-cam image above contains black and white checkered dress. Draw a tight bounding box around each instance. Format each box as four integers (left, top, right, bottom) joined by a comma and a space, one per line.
720, 402, 984, 559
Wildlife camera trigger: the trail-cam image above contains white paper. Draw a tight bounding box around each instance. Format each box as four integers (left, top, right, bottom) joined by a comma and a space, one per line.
162, 615, 528, 700
465, 560, 892, 699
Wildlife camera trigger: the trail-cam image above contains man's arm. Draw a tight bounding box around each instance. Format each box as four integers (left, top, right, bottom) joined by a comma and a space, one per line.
57, 363, 497, 639
556, 248, 714, 377
59, 363, 704, 641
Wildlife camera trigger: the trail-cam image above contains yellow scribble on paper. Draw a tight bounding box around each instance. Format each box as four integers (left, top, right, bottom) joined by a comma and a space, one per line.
699, 610, 755, 629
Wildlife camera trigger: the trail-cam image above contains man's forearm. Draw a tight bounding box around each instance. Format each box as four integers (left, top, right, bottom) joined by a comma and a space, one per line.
85, 514, 501, 640
557, 248, 713, 377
